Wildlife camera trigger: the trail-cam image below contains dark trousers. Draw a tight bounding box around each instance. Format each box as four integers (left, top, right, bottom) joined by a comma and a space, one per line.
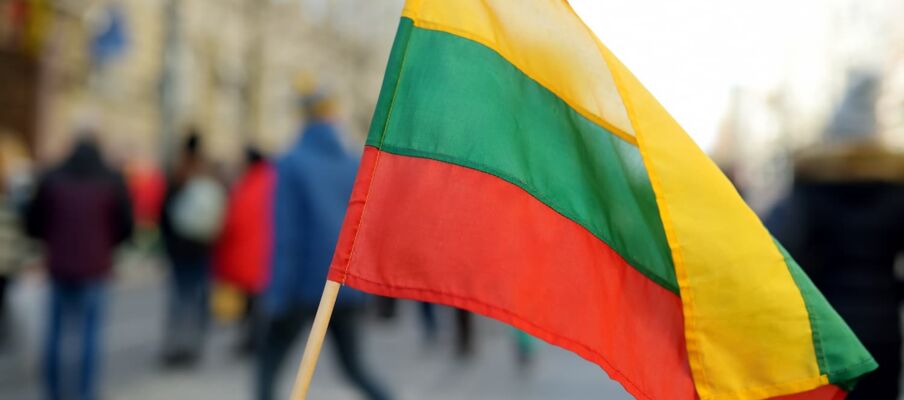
237, 294, 260, 354
455, 308, 474, 357
163, 261, 210, 359
0, 276, 8, 319
256, 307, 391, 400
0, 276, 9, 346
419, 302, 437, 341
44, 281, 105, 400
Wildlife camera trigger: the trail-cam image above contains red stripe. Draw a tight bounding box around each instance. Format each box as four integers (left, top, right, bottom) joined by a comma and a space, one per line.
771, 385, 847, 400
329, 147, 695, 400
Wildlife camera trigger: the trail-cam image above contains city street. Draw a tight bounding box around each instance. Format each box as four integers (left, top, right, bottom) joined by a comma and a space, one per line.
2, 0, 903, 398
0, 258, 632, 400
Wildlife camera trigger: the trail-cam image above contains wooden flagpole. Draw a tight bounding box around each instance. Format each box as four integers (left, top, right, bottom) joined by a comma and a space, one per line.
289, 280, 341, 400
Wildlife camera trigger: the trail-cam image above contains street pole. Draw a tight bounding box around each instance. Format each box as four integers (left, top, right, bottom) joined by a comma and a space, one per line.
159, 0, 181, 170
242, 0, 265, 142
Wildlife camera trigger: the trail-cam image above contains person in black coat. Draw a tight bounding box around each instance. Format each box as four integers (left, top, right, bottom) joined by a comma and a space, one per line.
767, 144, 904, 399
158, 131, 224, 367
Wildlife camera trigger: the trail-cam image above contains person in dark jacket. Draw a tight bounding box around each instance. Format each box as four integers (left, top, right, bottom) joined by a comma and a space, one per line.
159, 131, 224, 366
769, 74, 903, 399
26, 135, 133, 400
768, 145, 904, 400
256, 88, 391, 400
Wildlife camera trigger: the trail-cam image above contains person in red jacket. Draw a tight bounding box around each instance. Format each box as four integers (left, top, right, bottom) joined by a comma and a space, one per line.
213, 147, 275, 353
125, 157, 165, 228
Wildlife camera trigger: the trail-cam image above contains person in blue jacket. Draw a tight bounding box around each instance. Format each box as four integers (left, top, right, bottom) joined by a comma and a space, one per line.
256, 86, 391, 400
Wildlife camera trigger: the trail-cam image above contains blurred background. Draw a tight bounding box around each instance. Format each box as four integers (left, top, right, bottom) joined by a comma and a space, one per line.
0, 0, 903, 399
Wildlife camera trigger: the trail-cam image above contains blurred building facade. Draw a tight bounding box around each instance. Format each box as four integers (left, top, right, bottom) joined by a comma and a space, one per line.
712, 0, 904, 211
0, 0, 404, 168
0, 0, 45, 156
5, 0, 903, 199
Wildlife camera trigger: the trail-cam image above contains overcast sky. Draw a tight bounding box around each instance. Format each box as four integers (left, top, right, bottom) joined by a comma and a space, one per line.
570, 0, 836, 150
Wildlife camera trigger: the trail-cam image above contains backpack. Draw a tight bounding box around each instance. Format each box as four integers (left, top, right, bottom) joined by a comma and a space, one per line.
171, 176, 226, 243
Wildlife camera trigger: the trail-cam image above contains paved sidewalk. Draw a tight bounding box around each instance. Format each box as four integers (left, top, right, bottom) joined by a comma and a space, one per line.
0, 264, 632, 400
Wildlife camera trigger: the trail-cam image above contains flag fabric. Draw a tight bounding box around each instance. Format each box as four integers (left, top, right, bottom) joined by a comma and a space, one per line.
327, 1, 877, 399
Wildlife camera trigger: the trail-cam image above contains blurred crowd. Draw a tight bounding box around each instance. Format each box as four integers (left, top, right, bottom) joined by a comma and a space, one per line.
3, 76, 904, 400
0, 84, 540, 400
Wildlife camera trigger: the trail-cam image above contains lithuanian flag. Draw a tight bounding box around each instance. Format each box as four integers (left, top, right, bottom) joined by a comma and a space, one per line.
327, 1, 876, 398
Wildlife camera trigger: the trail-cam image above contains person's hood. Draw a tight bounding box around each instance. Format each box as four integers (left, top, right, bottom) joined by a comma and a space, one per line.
61, 139, 109, 178
794, 142, 904, 183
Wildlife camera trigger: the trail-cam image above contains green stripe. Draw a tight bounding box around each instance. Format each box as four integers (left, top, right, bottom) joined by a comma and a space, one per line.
367, 15, 414, 145
368, 18, 678, 294
775, 241, 877, 386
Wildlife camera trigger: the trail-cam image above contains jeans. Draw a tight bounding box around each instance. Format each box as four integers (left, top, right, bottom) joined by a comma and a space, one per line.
163, 260, 210, 360
44, 281, 105, 400
256, 307, 391, 400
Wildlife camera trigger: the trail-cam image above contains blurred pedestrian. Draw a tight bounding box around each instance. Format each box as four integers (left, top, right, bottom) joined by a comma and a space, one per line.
384, 301, 475, 360
0, 136, 31, 347
123, 156, 166, 267
0, 164, 15, 347
125, 156, 166, 230
374, 299, 440, 346
159, 131, 225, 367
513, 329, 536, 370
25, 135, 133, 400
769, 144, 904, 400
454, 308, 474, 358
420, 304, 475, 360
256, 86, 391, 400
213, 146, 275, 355
767, 73, 904, 400
419, 302, 438, 344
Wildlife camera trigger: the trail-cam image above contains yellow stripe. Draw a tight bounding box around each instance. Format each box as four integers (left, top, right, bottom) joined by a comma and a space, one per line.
595, 32, 826, 400
401, 0, 636, 144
